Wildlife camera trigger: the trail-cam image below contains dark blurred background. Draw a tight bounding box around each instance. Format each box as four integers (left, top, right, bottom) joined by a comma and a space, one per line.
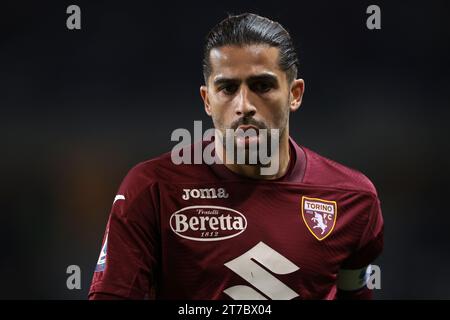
1, 0, 449, 299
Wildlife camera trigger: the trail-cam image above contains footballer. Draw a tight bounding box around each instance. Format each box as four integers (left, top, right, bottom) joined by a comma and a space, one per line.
89, 13, 384, 300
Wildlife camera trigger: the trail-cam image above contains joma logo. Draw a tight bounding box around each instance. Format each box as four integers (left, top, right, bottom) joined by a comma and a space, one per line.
182, 187, 229, 201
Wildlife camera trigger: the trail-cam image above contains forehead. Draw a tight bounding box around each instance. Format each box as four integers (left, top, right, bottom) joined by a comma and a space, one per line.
208, 44, 282, 81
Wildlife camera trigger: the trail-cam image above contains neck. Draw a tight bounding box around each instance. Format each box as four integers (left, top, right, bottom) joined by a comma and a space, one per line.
215, 131, 291, 180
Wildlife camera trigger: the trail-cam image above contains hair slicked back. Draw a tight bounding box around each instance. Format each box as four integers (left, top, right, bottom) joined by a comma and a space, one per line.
203, 13, 299, 83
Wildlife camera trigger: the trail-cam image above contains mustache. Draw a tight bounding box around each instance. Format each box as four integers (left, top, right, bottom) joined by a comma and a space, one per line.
230, 117, 268, 131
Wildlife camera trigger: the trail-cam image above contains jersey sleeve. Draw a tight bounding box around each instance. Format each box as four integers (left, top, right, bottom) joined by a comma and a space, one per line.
336, 195, 383, 299
89, 165, 160, 299
341, 195, 384, 269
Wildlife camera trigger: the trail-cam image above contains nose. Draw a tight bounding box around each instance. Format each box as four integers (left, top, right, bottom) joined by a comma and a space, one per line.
235, 86, 256, 118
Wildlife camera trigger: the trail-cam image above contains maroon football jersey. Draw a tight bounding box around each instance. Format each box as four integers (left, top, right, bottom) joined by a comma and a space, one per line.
89, 137, 383, 300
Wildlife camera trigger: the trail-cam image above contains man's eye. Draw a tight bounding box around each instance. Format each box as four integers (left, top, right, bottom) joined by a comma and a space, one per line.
220, 85, 238, 95
252, 82, 272, 93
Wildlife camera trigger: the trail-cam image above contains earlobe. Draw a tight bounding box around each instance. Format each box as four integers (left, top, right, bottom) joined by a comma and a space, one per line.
200, 85, 212, 116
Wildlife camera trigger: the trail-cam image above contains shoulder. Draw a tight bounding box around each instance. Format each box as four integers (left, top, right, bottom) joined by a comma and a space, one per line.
113, 146, 211, 216
301, 146, 378, 197
119, 144, 212, 192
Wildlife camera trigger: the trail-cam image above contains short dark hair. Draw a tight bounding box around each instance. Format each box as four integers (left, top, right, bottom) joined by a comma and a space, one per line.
202, 13, 299, 84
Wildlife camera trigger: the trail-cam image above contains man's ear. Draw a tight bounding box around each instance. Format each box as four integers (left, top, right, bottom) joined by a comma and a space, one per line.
200, 85, 212, 116
289, 79, 305, 112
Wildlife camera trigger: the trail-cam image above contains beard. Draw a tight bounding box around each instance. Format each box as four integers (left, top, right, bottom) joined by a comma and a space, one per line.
214, 116, 286, 165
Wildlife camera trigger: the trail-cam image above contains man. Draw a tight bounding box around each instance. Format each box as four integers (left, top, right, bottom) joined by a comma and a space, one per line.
89, 13, 383, 300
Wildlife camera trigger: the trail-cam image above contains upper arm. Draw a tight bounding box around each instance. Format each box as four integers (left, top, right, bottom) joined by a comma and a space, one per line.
89, 167, 160, 299
337, 195, 384, 299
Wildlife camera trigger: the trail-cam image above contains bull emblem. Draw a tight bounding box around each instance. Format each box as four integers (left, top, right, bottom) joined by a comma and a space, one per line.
311, 211, 327, 235
301, 196, 337, 241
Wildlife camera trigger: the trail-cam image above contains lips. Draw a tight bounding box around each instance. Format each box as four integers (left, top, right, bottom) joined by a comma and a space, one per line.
236, 125, 259, 136
237, 125, 259, 131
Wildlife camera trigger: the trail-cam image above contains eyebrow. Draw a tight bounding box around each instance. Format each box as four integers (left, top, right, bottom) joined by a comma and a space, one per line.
213, 73, 279, 87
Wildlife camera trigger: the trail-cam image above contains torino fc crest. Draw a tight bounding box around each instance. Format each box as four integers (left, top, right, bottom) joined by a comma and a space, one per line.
301, 196, 337, 241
